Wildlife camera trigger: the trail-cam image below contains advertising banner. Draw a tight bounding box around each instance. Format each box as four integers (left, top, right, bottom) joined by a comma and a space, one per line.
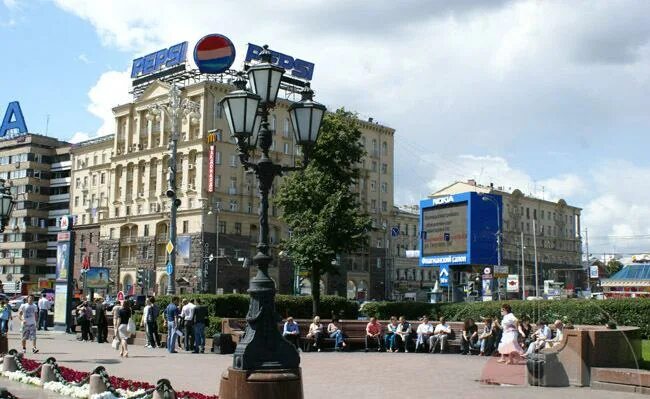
53, 283, 68, 325
590, 265, 599, 279
85, 267, 110, 289
56, 242, 71, 282
177, 236, 191, 264
208, 145, 215, 193
422, 203, 468, 256
506, 274, 519, 292
482, 278, 493, 297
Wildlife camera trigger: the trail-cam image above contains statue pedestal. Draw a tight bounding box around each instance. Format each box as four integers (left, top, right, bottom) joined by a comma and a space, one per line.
219, 367, 303, 399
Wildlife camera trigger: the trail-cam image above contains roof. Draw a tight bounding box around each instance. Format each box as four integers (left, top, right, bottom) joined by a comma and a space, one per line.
600, 264, 650, 287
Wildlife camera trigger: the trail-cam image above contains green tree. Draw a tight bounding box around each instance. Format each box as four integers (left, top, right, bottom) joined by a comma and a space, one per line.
605, 259, 623, 276
275, 109, 372, 316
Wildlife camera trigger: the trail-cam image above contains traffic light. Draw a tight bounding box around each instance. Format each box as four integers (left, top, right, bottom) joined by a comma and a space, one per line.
137, 269, 144, 287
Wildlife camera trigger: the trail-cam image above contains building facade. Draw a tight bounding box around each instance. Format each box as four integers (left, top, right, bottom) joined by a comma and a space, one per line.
431, 180, 584, 294
0, 134, 71, 293
70, 80, 395, 298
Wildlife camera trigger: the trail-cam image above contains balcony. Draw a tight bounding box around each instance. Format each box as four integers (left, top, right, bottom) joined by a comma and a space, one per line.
121, 237, 137, 245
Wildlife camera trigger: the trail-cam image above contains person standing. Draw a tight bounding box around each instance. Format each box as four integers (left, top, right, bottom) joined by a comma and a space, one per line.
18, 295, 39, 354
147, 297, 161, 348
0, 299, 11, 335
117, 300, 132, 358
181, 298, 196, 352
164, 297, 180, 353
497, 304, 524, 364
141, 299, 152, 348
76, 301, 93, 341
37, 294, 51, 331
94, 298, 108, 343
192, 298, 208, 353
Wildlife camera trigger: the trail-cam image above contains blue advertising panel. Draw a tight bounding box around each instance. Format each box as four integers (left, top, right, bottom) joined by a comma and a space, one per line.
245, 43, 315, 81
419, 192, 501, 268
439, 264, 450, 287
131, 42, 188, 79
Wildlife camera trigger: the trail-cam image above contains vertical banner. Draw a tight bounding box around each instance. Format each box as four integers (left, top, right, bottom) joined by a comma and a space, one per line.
506, 274, 519, 292
208, 145, 215, 193
56, 241, 71, 282
54, 216, 74, 330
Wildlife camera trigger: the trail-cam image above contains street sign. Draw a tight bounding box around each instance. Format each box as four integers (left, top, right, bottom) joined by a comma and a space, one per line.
391, 227, 399, 237
166, 241, 174, 254
506, 274, 519, 292
482, 266, 493, 279
117, 291, 124, 301
494, 265, 508, 277
439, 264, 450, 287
167, 262, 174, 275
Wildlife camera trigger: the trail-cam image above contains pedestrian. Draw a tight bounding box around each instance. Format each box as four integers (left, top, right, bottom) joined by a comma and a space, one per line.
76, 301, 92, 341
181, 298, 196, 352
37, 293, 51, 331
141, 298, 152, 347
18, 295, 39, 354
164, 296, 180, 353
117, 300, 132, 358
146, 297, 161, 348
112, 300, 122, 341
192, 298, 208, 353
497, 304, 524, 364
94, 298, 108, 343
0, 299, 11, 335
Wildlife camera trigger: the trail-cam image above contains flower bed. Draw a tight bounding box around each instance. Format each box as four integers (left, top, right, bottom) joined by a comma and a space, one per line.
1, 355, 218, 399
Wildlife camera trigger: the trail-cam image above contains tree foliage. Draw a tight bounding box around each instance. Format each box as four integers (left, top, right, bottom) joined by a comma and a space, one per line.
275, 109, 372, 316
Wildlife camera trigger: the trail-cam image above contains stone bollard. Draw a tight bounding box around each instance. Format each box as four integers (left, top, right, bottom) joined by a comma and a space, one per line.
2, 355, 16, 372
89, 374, 108, 396
40, 363, 56, 383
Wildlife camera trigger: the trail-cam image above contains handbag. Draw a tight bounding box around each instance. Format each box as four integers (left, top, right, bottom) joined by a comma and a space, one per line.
127, 319, 136, 335
175, 329, 184, 338
111, 337, 120, 350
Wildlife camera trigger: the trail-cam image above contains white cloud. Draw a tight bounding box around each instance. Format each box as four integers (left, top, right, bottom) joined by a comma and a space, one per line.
77, 54, 91, 64
86, 69, 132, 136
3, 0, 18, 10
68, 131, 91, 143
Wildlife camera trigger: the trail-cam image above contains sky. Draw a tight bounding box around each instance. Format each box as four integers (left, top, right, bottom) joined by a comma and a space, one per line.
2, 0, 650, 256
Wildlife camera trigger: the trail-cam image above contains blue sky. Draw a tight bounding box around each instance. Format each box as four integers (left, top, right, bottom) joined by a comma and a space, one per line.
2, 0, 650, 255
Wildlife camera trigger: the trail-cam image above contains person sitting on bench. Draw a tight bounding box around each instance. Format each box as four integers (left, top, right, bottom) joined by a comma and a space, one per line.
306, 316, 324, 352
327, 318, 347, 351
396, 316, 413, 352
365, 317, 383, 352
430, 316, 452, 353
415, 316, 433, 352
283, 317, 300, 349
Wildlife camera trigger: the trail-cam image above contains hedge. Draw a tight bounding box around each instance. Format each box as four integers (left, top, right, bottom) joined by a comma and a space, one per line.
361, 298, 650, 339
151, 294, 359, 320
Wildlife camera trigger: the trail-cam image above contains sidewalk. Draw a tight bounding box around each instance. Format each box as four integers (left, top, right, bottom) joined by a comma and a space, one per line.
3, 331, 647, 399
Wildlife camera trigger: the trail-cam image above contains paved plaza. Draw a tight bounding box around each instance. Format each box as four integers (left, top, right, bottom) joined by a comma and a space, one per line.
1, 331, 646, 398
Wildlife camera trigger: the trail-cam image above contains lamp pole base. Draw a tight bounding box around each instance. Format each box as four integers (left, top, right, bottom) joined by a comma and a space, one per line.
219, 367, 303, 399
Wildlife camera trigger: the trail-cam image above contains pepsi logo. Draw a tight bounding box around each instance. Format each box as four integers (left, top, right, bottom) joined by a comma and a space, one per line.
194, 34, 236, 74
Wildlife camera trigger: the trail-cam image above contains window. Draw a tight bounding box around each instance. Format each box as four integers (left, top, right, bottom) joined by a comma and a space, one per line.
381, 163, 388, 174
215, 151, 221, 165
92, 175, 97, 186
100, 173, 105, 184
93, 155, 98, 165
216, 130, 223, 141
219, 221, 226, 234
526, 208, 530, 219
230, 154, 237, 167
381, 182, 388, 193
382, 141, 388, 155
81, 215, 86, 224
533, 209, 537, 220
144, 225, 149, 237
372, 161, 378, 172
182, 221, 189, 234
229, 200, 238, 212
283, 118, 290, 137
541, 210, 545, 219
102, 153, 107, 163
110, 228, 115, 239
271, 115, 276, 132
371, 199, 377, 210
283, 143, 290, 154
382, 201, 387, 212
235, 222, 242, 235
74, 197, 79, 207
126, 206, 131, 216
215, 175, 221, 188
370, 180, 377, 191
75, 178, 80, 188
247, 202, 253, 214
115, 207, 120, 217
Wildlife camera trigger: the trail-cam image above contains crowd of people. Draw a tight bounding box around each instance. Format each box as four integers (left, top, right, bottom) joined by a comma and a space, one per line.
282, 304, 566, 362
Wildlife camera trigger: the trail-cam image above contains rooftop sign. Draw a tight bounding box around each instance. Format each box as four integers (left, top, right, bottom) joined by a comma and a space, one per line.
245, 43, 315, 81
1, 101, 28, 139
131, 42, 188, 79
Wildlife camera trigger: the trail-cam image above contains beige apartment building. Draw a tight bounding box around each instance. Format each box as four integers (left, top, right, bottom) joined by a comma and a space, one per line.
432, 180, 584, 291
0, 134, 71, 293
70, 80, 395, 298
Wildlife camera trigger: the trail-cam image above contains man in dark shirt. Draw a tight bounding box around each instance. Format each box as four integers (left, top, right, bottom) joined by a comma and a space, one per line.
192, 298, 208, 353
94, 298, 108, 343
146, 297, 161, 348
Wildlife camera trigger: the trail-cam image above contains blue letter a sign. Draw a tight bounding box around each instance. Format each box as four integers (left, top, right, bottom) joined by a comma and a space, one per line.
1, 102, 28, 138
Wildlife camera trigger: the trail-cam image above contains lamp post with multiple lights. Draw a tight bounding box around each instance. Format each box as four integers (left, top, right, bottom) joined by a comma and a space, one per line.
218, 45, 325, 396
146, 85, 201, 295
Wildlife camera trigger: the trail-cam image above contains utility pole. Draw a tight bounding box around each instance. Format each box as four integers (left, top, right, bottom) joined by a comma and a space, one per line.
533, 218, 539, 297
585, 228, 590, 293
521, 231, 526, 299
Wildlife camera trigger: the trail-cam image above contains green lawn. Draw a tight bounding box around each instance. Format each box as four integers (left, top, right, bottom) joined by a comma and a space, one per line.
642, 340, 650, 370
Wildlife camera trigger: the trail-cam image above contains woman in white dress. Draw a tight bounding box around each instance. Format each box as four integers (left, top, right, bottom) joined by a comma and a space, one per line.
497, 304, 524, 364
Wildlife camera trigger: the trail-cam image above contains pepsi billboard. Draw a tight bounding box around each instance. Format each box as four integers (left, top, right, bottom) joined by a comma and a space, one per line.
131, 42, 188, 79
194, 34, 236, 74
419, 192, 501, 268
245, 43, 315, 81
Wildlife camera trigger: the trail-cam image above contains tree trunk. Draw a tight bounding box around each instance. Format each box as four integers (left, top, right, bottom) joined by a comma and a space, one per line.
311, 263, 321, 317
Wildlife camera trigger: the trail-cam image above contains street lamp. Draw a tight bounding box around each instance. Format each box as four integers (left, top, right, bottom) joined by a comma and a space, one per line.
0, 179, 15, 233
146, 84, 201, 295
219, 44, 326, 397
481, 195, 502, 299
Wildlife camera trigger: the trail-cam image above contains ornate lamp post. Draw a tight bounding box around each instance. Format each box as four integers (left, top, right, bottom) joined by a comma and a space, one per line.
146, 85, 201, 295
218, 45, 325, 399
0, 179, 15, 233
